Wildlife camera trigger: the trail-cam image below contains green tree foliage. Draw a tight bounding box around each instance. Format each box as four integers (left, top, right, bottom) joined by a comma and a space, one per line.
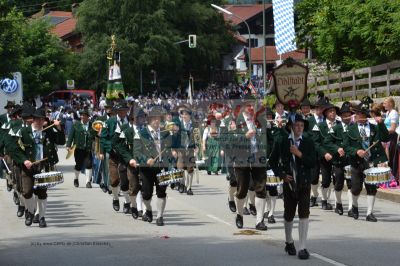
76, 0, 234, 94
296, 0, 400, 70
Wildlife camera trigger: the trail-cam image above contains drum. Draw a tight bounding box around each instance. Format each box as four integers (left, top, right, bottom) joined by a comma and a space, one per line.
266, 169, 283, 187
34, 171, 64, 189
344, 165, 351, 180
363, 167, 391, 185
157, 169, 184, 186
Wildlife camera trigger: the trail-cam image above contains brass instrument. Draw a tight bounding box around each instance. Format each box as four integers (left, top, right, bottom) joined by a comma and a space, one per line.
92, 120, 105, 156
161, 122, 176, 133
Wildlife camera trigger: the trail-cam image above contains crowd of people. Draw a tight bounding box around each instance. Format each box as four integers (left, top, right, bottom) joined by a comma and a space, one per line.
1, 89, 399, 261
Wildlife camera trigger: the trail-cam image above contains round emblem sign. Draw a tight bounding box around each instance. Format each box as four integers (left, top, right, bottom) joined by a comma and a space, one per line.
0, 78, 19, 94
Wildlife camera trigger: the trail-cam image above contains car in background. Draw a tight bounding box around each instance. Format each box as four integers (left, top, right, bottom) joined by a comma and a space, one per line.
45, 90, 97, 107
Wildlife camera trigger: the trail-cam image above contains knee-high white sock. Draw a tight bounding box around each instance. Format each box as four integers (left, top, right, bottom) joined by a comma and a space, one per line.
284, 220, 294, 243
34, 196, 39, 215
74, 170, 80, 180
121, 190, 131, 204
327, 186, 332, 199
265, 194, 271, 213
111, 186, 120, 200
228, 186, 236, 202
249, 190, 255, 205
156, 197, 167, 219
129, 195, 137, 208
143, 199, 152, 211
186, 172, 193, 189
352, 194, 359, 207
347, 190, 353, 211
136, 191, 143, 211
311, 184, 319, 197
38, 199, 47, 219
255, 197, 266, 224
25, 197, 35, 213
367, 195, 375, 215
321, 187, 328, 201
335, 190, 342, 205
269, 196, 277, 217
86, 169, 92, 183
18, 192, 25, 207
236, 197, 245, 216
299, 218, 309, 250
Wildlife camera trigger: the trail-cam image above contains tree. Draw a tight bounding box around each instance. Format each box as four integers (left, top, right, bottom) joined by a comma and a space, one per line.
75, 0, 234, 94
295, 0, 400, 70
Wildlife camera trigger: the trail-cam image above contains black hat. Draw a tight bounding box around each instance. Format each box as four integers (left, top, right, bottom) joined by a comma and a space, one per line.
300, 98, 312, 107
10, 104, 22, 116
265, 107, 275, 118
80, 109, 90, 116
33, 108, 46, 119
179, 106, 192, 116
361, 96, 374, 104
339, 101, 353, 115
314, 97, 328, 108
322, 102, 340, 116
353, 102, 370, 117
4, 100, 15, 109
116, 101, 129, 111
147, 107, 164, 119
21, 104, 35, 118
287, 113, 309, 131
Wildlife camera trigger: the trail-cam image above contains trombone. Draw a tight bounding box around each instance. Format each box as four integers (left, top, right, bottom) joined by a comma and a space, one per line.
92, 120, 106, 156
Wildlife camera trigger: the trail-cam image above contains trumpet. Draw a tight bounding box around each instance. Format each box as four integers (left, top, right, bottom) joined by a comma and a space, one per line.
160, 122, 177, 133
92, 120, 105, 156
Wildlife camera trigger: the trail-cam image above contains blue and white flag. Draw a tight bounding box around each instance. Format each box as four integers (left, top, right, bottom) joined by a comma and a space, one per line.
272, 0, 297, 55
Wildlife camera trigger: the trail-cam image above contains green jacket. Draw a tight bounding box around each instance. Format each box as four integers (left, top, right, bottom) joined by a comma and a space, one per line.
100, 116, 129, 154
115, 124, 140, 165
314, 119, 342, 159
269, 133, 316, 185
67, 121, 95, 151
323, 122, 351, 166
343, 122, 390, 166
9, 125, 66, 165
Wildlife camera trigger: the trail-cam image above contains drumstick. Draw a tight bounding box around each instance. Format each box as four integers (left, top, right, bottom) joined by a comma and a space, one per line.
41, 124, 55, 131
31, 157, 48, 166
153, 148, 167, 161
364, 141, 379, 153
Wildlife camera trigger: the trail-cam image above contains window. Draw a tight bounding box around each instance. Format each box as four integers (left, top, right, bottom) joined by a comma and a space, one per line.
250, 38, 258, 48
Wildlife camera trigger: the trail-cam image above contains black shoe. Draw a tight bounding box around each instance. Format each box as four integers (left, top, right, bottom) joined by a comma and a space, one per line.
123, 203, 131, 214
335, 203, 344, 215
235, 214, 243, 229
366, 213, 378, 222
170, 183, 176, 190
243, 207, 250, 215
39, 217, 47, 228
17, 205, 25, 217
186, 189, 193, 195
347, 209, 354, 217
25, 212, 34, 226
33, 213, 40, 223
228, 200, 236, 213
178, 184, 185, 193
183, 186, 187, 193
249, 204, 257, 216
13, 192, 20, 205
86, 182, 92, 188
112, 199, 120, 212
298, 249, 310, 260
100, 183, 107, 193
74, 179, 79, 188
24, 209, 29, 219
107, 188, 112, 194
321, 200, 333, 210
268, 215, 276, 224
6, 180, 12, 192
285, 242, 296, 256
143, 210, 153, 223
138, 210, 143, 218
131, 207, 139, 219
207, 171, 211, 175
264, 211, 269, 219
156, 217, 164, 226
310, 196, 318, 207
352, 206, 359, 220
255, 221, 268, 231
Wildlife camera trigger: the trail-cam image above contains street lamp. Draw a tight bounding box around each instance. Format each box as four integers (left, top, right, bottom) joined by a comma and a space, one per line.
211, 4, 252, 78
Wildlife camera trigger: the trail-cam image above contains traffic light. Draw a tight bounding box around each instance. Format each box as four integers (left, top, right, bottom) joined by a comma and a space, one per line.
188, 35, 197, 48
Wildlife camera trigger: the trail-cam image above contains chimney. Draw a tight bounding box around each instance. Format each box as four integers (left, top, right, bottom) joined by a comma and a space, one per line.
72, 3, 79, 17
41, 3, 50, 16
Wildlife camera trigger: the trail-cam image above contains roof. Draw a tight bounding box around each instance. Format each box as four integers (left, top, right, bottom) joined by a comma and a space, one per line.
222, 4, 272, 25
51, 17, 77, 39
238, 46, 306, 63
32, 10, 76, 39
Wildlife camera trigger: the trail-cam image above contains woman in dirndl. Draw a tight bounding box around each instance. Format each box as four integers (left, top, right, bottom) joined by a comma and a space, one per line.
202, 115, 221, 175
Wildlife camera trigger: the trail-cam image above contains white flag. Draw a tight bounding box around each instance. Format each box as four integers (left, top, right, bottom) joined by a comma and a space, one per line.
273, 0, 297, 55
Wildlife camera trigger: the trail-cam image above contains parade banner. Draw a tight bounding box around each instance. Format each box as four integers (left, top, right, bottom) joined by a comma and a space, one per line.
106, 35, 125, 100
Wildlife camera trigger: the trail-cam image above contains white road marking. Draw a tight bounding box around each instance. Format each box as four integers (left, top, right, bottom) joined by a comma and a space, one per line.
311, 253, 348, 266
206, 214, 233, 227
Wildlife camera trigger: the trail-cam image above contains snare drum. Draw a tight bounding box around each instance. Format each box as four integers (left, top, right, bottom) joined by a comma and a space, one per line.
266, 170, 283, 187
344, 165, 351, 180
363, 167, 391, 185
157, 169, 184, 186
34, 171, 64, 189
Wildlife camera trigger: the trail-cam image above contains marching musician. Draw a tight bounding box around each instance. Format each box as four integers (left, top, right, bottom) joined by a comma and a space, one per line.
133, 108, 173, 226
343, 101, 390, 222
99, 102, 131, 213
324, 102, 354, 216
269, 114, 316, 260
67, 109, 95, 188
230, 96, 268, 231
9, 108, 65, 228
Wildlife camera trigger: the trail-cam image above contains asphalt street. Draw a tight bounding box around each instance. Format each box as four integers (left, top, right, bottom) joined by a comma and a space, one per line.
1, 147, 400, 266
